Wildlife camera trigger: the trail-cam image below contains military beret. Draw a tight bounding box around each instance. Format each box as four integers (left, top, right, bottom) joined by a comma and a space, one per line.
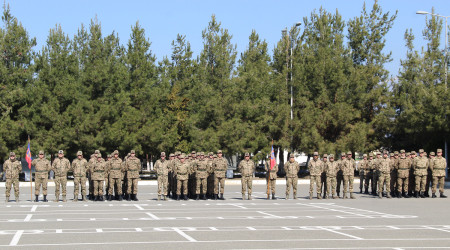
437, 148, 443, 153
9, 152, 15, 156
430, 152, 435, 156
347, 151, 352, 155
161, 152, 166, 157
419, 149, 424, 153
394, 151, 399, 155
130, 150, 136, 154
77, 151, 83, 156
369, 152, 373, 157
94, 150, 100, 154
58, 150, 64, 154
39, 150, 44, 155
400, 149, 405, 153
363, 154, 367, 157
313, 152, 319, 156
180, 154, 186, 159
341, 152, 346, 156
97, 153, 102, 158
217, 150, 223, 154
244, 152, 250, 156
329, 154, 334, 158
323, 154, 328, 158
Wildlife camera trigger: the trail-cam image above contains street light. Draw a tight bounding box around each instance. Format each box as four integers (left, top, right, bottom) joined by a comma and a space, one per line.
417, 10, 449, 176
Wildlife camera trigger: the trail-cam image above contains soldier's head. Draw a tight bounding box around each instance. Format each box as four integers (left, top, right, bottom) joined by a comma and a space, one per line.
376, 151, 381, 158
209, 152, 214, 159
130, 150, 136, 157
58, 150, 64, 158
313, 152, 319, 160
437, 149, 443, 157
77, 151, 83, 159
400, 149, 406, 158
369, 152, 373, 159
383, 151, 388, 158
191, 151, 196, 159
346, 151, 352, 159
363, 153, 367, 159
429, 152, 435, 158
329, 154, 334, 162
9, 152, 15, 160
97, 153, 102, 162
161, 152, 166, 160
217, 150, 223, 158
323, 154, 328, 162
341, 152, 346, 159
289, 153, 294, 162
389, 153, 394, 159
198, 152, 204, 160
107, 154, 112, 160
419, 149, 424, 157
244, 152, 250, 160
180, 154, 186, 163
94, 149, 100, 157
113, 150, 119, 158
39, 150, 45, 159
394, 151, 399, 158
169, 153, 174, 160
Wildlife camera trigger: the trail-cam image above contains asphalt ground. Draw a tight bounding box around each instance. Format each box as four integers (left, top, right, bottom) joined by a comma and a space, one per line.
0, 179, 450, 249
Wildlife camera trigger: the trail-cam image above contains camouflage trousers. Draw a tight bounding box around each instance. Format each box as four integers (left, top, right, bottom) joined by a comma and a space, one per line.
127, 178, 139, 194
397, 177, 409, 193
214, 176, 225, 194
207, 174, 215, 195
359, 171, 365, 191
109, 177, 123, 196
35, 176, 48, 195
93, 180, 104, 196
54, 176, 67, 196
5, 179, 19, 197
326, 177, 336, 196
266, 177, 276, 195
373, 172, 379, 193
432, 176, 445, 194
365, 171, 374, 192
196, 177, 207, 194
104, 176, 110, 195
286, 176, 298, 196
415, 175, 427, 192
89, 177, 94, 197
309, 175, 322, 195
73, 177, 87, 196
343, 175, 354, 194
157, 175, 168, 196
378, 173, 390, 193
177, 179, 188, 195
241, 176, 253, 195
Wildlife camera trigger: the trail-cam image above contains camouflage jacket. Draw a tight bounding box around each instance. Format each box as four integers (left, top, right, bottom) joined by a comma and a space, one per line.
213, 157, 228, 178
238, 159, 255, 177
325, 161, 339, 177
377, 158, 390, 174
308, 159, 323, 176
71, 158, 88, 178
193, 159, 210, 179
176, 162, 191, 180
91, 160, 106, 181
265, 162, 278, 180
413, 156, 429, 176
125, 156, 141, 179
284, 161, 300, 178
3, 159, 22, 179
52, 157, 70, 178
431, 156, 446, 177
396, 157, 411, 178
340, 158, 355, 176
154, 159, 170, 177
32, 158, 51, 179
108, 157, 123, 178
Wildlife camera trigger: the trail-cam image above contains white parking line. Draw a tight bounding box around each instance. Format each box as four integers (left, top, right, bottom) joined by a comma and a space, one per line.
146, 212, 160, 220
318, 226, 363, 240
30, 205, 37, 212
134, 204, 144, 210
24, 214, 33, 222
9, 230, 24, 246
173, 228, 197, 242
257, 211, 282, 218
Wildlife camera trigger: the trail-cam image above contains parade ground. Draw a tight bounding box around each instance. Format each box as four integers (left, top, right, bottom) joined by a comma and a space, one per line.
0, 180, 449, 249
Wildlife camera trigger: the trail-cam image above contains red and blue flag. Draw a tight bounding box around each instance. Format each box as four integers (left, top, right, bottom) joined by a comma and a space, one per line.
270, 144, 276, 170
26, 139, 32, 170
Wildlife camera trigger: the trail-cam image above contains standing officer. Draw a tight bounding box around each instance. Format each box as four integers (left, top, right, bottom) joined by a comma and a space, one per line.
336, 153, 345, 197
431, 149, 447, 198
154, 152, 170, 201
88, 150, 100, 200
92, 153, 106, 201
71, 151, 88, 202
284, 153, 300, 200
52, 150, 70, 202
176, 154, 190, 200
213, 150, 228, 200
364, 153, 374, 194
325, 154, 339, 199
308, 152, 323, 199
359, 154, 369, 194
4, 152, 21, 202
413, 149, 428, 198
193, 152, 209, 200
408, 151, 417, 197
425, 151, 435, 197
206, 152, 215, 199
396, 150, 411, 198
238, 152, 255, 200
377, 151, 391, 198
108, 150, 123, 201
125, 150, 141, 201
390, 152, 399, 197
104, 154, 112, 200
321, 154, 328, 198
372, 151, 382, 196
265, 157, 278, 200
341, 151, 356, 199
32, 150, 51, 202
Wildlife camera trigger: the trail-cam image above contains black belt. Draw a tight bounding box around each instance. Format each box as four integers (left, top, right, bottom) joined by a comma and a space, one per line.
416, 167, 426, 169
94, 170, 104, 172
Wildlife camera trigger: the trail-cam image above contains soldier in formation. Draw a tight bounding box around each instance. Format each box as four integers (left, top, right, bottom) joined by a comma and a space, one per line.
284, 154, 300, 200
154, 152, 170, 200
308, 152, 322, 199
239, 152, 255, 200
52, 150, 70, 202
32, 150, 51, 202
71, 151, 88, 202
265, 158, 278, 200
4, 152, 21, 202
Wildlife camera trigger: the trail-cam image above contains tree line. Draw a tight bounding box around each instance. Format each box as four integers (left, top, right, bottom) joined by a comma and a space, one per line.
0, 1, 447, 162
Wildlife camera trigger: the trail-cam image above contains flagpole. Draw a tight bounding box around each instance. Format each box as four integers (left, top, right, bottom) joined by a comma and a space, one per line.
267, 140, 273, 200
28, 135, 32, 202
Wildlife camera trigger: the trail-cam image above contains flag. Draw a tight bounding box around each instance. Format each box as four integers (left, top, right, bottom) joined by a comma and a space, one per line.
270, 144, 276, 170
26, 138, 32, 170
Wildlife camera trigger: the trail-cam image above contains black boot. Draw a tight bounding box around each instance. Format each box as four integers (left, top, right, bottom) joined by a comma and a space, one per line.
272, 194, 276, 200
420, 192, 425, 198
424, 192, 429, 197
107, 195, 112, 201
415, 192, 419, 198
219, 193, 225, 200
214, 194, 218, 200
176, 195, 180, 201
118, 195, 123, 201
133, 194, 139, 201
364, 188, 369, 194
43, 195, 48, 202
195, 194, 199, 200
432, 193, 437, 198
441, 193, 447, 198
183, 195, 188, 200
35, 195, 39, 202
94, 196, 99, 201
397, 192, 402, 198
126, 194, 131, 201
202, 194, 207, 200
99, 195, 104, 201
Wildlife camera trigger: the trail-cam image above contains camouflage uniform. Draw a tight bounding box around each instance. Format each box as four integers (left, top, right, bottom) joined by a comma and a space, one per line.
377, 152, 391, 198
206, 152, 215, 198
373, 152, 382, 195
425, 152, 435, 197
390, 152, 399, 196
176, 155, 190, 199
213, 151, 227, 200
431, 149, 447, 198
92, 154, 106, 200
32, 151, 51, 201
88, 150, 99, 200
359, 155, 369, 193
340, 152, 356, 199
108, 151, 124, 200
284, 156, 300, 199
3, 152, 21, 202
408, 151, 416, 196
193, 153, 210, 199
104, 154, 111, 197
188, 152, 197, 199
71, 151, 88, 201
265, 161, 278, 199
413, 149, 428, 198
238, 153, 255, 200
154, 152, 170, 200
125, 150, 141, 201
308, 152, 323, 199
396, 150, 411, 198
52, 150, 70, 202
325, 155, 339, 199
336, 153, 345, 197
321, 155, 328, 198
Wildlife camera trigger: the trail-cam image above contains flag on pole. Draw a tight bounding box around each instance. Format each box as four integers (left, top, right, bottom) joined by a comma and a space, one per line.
270, 143, 276, 170
26, 137, 32, 169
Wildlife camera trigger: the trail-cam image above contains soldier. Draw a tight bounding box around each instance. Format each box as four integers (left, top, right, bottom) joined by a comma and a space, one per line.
325, 154, 339, 199
88, 150, 100, 200
176, 154, 190, 200
167, 153, 175, 198
3, 152, 22, 202
91, 153, 106, 201
32, 150, 51, 202
121, 153, 130, 199
364, 153, 374, 194
408, 151, 417, 197
396, 150, 410, 198
192, 152, 209, 200
238, 152, 255, 200
154, 152, 170, 201
125, 150, 141, 201
377, 151, 391, 198
52, 150, 70, 202
206, 152, 215, 199
359, 154, 369, 194
390, 152, 399, 197
284, 153, 300, 200
265, 157, 278, 200
425, 151, 435, 197
431, 149, 447, 198
108, 150, 123, 201
71, 151, 88, 202
104, 154, 112, 200
413, 149, 428, 198
341, 151, 356, 199
336, 153, 345, 197
308, 152, 323, 199
187, 151, 197, 199
213, 150, 227, 200
372, 151, 382, 196
321, 154, 328, 198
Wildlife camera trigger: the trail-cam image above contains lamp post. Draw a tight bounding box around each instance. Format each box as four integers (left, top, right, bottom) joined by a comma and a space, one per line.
417, 10, 449, 176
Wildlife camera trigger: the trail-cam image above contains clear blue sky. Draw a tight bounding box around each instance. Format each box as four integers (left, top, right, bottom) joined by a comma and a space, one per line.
5, 0, 450, 76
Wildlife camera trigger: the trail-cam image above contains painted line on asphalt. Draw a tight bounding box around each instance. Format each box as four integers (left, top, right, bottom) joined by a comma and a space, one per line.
9, 230, 24, 246
146, 212, 160, 220
30, 205, 37, 212
134, 204, 145, 210
317, 226, 363, 240
24, 214, 32, 222
173, 228, 197, 242
257, 211, 283, 218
